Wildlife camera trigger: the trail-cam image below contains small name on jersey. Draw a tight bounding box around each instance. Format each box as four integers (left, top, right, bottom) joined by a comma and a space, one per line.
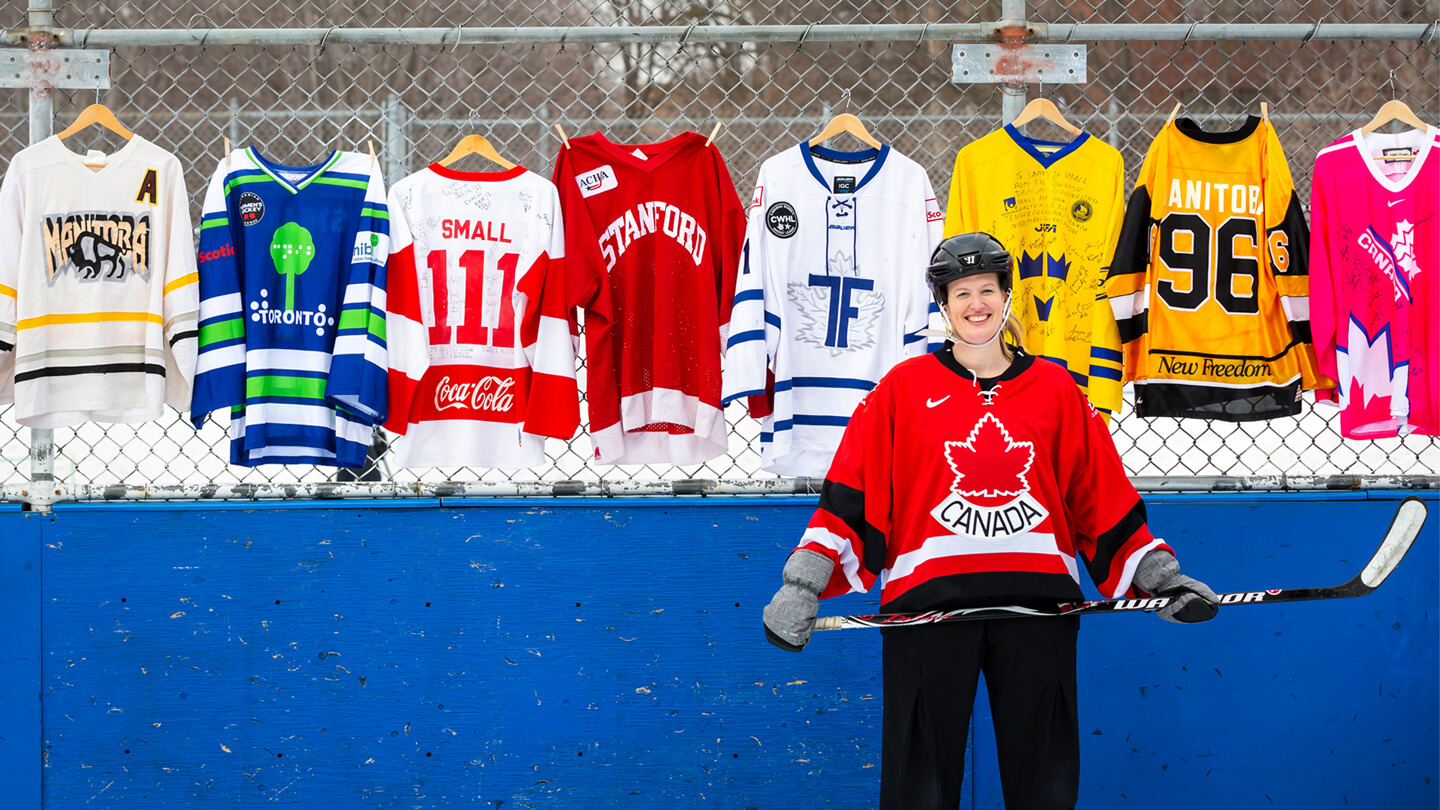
1166, 179, 1264, 216
599, 201, 708, 270
441, 219, 513, 242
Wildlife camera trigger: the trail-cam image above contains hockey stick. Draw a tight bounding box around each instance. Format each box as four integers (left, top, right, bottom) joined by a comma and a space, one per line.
813, 495, 1428, 631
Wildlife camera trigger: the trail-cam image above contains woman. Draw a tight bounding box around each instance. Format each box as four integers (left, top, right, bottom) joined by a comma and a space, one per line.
762, 232, 1220, 810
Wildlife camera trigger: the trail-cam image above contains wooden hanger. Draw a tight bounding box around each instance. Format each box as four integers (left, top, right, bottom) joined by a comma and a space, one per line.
437, 134, 517, 170
57, 104, 133, 142
57, 104, 133, 168
1360, 99, 1430, 135
554, 124, 570, 149
703, 122, 722, 147
1011, 97, 1082, 137
809, 113, 882, 149
1166, 103, 1181, 127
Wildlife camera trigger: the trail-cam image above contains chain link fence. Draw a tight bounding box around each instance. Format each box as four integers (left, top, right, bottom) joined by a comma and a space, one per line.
0, 0, 1435, 498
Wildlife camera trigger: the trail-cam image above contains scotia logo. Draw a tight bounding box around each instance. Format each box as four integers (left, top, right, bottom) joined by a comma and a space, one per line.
576, 165, 618, 198
929, 413, 1048, 540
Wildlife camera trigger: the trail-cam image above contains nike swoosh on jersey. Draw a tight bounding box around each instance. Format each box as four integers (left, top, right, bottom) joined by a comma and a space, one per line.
1388, 199, 1406, 207
926, 395, 951, 408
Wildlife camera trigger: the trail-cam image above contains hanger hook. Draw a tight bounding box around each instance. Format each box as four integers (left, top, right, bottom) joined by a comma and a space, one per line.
840, 87, 851, 115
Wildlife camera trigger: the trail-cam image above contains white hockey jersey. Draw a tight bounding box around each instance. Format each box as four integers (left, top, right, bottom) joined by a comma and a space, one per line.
722, 142, 943, 477
0, 135, 199, 427
383, 163, 579, 468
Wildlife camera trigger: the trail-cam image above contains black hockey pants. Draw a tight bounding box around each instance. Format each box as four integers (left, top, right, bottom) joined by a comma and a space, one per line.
880, 615, 1080, 810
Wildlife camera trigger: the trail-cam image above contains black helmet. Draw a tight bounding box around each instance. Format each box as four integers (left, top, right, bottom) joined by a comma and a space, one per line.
926, 232, 1012, 308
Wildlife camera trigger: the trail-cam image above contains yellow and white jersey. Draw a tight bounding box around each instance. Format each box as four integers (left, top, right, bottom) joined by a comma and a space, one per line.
0, 135, 199, 427
1105, 116, 1332, 421
944, 126, 1126, 420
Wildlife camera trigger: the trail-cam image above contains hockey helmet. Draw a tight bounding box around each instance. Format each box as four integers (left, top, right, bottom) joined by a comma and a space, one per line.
926, 232, 1013, 308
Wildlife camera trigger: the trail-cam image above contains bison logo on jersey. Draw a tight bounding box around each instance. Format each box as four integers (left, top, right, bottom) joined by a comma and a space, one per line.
42, 212, 150, 284
929, 413, 1049, 541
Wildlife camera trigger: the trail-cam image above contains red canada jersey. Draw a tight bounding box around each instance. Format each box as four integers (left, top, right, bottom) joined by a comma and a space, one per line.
554, 132, 746, 465
796, 349, 1171, 612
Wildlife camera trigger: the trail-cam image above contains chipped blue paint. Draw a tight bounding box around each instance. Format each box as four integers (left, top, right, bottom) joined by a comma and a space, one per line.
15, 493, 1439, 808
0, 507, 40, 810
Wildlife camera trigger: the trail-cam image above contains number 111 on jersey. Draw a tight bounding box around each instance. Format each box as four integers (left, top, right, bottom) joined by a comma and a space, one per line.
420, 248, 520, 349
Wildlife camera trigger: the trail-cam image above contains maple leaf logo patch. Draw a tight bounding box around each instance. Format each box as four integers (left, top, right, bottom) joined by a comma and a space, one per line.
945, 413, 1034, 498
930, 413, 1049, 541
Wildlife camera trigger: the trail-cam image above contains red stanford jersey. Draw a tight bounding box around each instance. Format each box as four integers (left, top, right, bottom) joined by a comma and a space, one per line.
796, 349, 1170, 613
555, 132, 746, 465
383, 164, 578, 468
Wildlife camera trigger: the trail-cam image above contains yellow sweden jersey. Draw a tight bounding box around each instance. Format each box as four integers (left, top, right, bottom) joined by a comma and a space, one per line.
944, 127, 1125, 419
1105, 116, 1333, 421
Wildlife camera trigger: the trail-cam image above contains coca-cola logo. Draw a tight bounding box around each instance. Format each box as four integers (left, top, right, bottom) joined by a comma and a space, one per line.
434, 375, 516, 414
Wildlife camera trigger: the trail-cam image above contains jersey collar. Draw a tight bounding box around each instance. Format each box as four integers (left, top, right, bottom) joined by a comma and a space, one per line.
245, 147, 343, 194
934, 343, 1033, 386
1003, 125, 1089, 169
799, 141, 890, 193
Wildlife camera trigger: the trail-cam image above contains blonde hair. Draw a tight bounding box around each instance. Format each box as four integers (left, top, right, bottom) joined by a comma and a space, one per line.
998, 313, 1024, 362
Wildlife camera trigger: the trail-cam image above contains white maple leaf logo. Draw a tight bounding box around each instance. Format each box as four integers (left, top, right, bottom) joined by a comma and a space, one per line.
1393, 220, 1422, 282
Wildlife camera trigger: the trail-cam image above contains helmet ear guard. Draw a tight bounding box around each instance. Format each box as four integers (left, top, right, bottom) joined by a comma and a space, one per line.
926, 232, 1013, 308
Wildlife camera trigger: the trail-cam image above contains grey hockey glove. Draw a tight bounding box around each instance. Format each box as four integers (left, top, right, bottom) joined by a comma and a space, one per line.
763, 550, 835, 652
1133, 549, 1220, 623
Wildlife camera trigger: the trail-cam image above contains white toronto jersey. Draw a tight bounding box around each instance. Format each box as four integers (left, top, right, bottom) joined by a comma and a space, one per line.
722, 142, 944, 477
383, 164, 578, 469
0, 135, 199, 427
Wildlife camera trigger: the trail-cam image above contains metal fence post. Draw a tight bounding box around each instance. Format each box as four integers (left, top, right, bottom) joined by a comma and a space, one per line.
1000, 0, 1028, 126
27, 0, 55, 510
383, 93, 406, 184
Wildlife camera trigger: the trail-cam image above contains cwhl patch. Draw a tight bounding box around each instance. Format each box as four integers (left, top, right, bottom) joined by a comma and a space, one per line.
766, 201, 798, 238
930, 412, 1048, 540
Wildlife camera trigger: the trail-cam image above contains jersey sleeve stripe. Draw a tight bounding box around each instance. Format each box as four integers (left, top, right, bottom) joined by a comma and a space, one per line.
721, 388, 766, 404
1082, 498, 1149, 586
164, 272, 199, 295
726, 329, 765, 349
798, 524, 868, 595
531, 315, 576, 378
1106, 537, 1170, 599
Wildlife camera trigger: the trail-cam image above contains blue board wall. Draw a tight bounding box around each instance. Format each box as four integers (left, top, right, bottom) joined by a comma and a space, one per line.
6, 493, 1436, 809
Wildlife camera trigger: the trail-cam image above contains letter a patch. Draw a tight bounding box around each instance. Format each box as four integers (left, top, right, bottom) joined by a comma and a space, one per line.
135, 169, 159, 205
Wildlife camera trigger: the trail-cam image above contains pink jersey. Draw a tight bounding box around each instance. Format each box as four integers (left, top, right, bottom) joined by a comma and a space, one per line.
1310, 127, 1439, 438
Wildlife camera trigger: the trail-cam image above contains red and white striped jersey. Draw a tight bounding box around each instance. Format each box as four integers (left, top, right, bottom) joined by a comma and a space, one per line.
795, 349, 1170, 613
383, 164, 579, 468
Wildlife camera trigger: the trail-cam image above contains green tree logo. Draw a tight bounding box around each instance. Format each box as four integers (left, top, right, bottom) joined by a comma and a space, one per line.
270, 222, 316, 311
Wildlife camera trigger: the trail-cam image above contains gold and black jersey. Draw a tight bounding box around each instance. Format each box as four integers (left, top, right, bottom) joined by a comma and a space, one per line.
1105, 115, 1332, 421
